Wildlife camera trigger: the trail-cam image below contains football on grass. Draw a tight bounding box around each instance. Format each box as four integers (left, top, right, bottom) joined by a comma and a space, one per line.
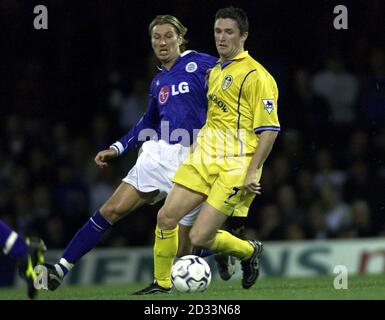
171, 255, 211, 293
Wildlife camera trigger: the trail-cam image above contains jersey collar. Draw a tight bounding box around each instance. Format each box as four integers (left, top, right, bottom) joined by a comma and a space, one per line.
218, 50, 249, 69
232, 50, 249, 60
159, 50, 196, 72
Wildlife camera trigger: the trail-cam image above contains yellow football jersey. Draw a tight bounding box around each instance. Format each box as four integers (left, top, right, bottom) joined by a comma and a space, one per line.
197, 51, 280, 160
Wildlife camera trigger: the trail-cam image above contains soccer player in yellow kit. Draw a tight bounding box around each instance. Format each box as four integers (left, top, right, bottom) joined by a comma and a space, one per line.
137, 7, 280, 294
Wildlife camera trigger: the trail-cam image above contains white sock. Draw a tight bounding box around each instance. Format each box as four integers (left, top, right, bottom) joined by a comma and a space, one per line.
55, 258, 74, 278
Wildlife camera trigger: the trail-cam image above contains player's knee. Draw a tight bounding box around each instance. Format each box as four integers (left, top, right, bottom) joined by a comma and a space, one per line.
157, 207, 178, 229
100, 204, 124, 224
189, 229, 209, 248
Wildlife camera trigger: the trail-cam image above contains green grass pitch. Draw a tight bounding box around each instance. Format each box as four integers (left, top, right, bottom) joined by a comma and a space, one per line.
1, 275, 384, 300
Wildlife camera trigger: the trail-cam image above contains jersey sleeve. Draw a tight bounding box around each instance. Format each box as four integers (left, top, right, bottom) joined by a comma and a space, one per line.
245, 71, 281, 134
204, 55, 219, 70
195, 53, 218, 92
110, 87, 159, 155
197, 52, 218, 71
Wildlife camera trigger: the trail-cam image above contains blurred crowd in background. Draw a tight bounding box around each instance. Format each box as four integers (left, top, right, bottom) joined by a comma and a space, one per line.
1, 0, 384, 250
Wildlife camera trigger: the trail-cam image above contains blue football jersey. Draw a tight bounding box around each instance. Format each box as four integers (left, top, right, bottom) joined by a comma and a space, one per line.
111, 51, 217, 155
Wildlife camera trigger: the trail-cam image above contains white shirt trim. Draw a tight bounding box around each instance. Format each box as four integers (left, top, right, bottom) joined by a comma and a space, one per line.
110, 141, 124, 155
180, 50, 196, 57
3, 231, 18, 255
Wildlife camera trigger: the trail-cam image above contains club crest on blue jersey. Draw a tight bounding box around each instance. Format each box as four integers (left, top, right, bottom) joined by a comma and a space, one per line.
158, 86, 170, 105
185, 62, 198, 73
222, 75, 233, 90
262, 99, 274, 114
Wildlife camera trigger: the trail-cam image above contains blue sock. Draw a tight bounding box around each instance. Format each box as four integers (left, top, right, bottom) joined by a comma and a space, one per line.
0, 219, 28, 260
57, 211, 111, 276
192, 247, 214, 258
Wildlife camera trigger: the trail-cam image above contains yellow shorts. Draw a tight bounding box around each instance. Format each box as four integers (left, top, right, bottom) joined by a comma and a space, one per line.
172, 154, 262, 217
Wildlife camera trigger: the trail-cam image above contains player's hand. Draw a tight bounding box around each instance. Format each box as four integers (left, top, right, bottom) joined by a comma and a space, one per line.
94, 148, 118, 168
243, 172, 262, 195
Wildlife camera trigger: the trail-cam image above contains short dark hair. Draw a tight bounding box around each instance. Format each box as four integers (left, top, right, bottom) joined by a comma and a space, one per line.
148, 15, 188, 52
215, 7, 249, 35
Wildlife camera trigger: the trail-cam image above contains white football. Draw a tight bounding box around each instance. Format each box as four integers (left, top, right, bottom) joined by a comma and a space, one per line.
171, 255, 211, 293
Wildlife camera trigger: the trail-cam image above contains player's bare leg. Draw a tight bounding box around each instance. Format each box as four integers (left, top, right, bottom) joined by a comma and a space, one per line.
133, 184, 206, 295
43, 182, 159, 291
177, 224, 192, 257
190, 203, 263, 289
158, 184, 206, 230
178, 221, 236, 281
100, 182, 159, 224
188, 203, 227, 248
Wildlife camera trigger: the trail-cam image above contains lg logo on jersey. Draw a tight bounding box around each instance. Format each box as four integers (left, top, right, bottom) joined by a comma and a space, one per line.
158, 82, 190, 105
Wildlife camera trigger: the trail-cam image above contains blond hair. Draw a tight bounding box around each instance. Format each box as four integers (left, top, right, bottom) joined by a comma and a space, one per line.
148, 15, 188, 52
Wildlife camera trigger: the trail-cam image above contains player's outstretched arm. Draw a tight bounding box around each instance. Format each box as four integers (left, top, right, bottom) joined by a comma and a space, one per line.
94, 148, 118, 168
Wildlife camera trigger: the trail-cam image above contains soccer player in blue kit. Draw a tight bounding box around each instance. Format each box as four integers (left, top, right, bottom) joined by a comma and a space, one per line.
42, 15, 241, 293
0, 219, 46, 298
